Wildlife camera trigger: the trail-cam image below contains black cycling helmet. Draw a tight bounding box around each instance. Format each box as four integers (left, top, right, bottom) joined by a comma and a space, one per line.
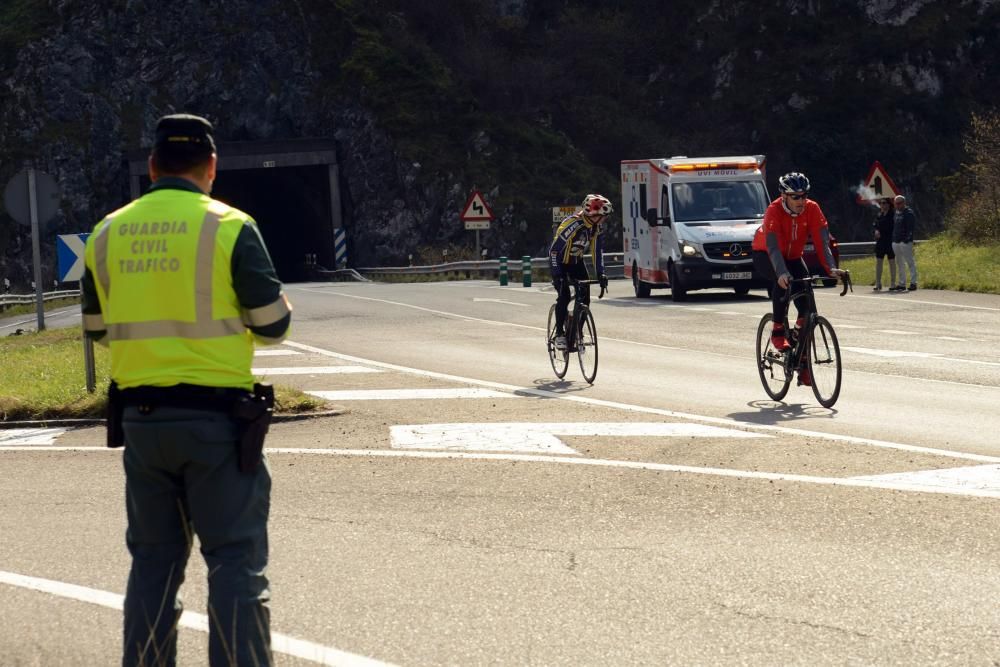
777, 172, 810, 194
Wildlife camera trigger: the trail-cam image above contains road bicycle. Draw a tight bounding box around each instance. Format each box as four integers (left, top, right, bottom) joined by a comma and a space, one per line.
755, 270, 852, 408
547, 278, 605, 384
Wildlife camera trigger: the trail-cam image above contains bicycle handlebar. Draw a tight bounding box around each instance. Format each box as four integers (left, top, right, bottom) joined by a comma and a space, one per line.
568, 278, 607, 299
783, 270, 853, 298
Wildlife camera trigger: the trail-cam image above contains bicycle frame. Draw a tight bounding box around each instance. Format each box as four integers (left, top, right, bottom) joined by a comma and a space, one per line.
564, 279, 605, 352
756, 270, 851, 407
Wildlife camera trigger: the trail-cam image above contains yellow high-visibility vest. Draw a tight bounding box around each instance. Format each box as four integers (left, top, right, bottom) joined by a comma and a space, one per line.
84, 188, 258, 389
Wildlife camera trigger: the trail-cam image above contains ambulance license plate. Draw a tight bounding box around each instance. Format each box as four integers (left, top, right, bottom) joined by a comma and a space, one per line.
723, 272, 752, 280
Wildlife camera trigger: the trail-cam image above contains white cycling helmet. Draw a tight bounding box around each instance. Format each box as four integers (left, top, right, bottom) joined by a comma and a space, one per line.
582, 193, 613, 216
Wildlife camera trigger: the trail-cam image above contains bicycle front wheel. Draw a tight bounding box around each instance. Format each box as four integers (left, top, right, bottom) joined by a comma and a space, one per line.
576, 307, 598, 384
808, 315, 842, 408
547, 304, 568, 379
755, 313, 792, 401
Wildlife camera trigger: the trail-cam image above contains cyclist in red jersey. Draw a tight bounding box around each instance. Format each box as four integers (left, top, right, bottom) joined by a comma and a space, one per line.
751, 172, 842, 385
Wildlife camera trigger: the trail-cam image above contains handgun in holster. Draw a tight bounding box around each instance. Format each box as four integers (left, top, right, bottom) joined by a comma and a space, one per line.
232, 383, 275, 473
107, 381, 125, 448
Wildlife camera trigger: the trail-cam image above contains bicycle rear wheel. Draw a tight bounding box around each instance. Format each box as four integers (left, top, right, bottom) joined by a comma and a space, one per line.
547, 304, 568, 379
807, 315, 842, 408
756, 314, 792, 401
576, 307, 598, 384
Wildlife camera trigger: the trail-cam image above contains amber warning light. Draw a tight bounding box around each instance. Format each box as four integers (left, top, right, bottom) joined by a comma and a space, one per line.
669, 161, 759, 172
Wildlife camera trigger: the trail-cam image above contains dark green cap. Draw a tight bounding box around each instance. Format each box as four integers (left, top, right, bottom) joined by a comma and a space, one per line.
154, 113, 216, 153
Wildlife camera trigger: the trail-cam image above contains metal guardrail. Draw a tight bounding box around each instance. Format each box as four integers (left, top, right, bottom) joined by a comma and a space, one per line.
837, 240, 924, 259
351, 242, 925, 281
357, 253, 626, 281
0, 289, 81, 309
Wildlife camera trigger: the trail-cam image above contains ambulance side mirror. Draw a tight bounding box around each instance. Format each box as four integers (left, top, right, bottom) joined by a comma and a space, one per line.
646, 207, 670, 227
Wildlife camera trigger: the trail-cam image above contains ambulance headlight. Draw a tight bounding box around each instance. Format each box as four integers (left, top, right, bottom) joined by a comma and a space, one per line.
680, 242, 702, 258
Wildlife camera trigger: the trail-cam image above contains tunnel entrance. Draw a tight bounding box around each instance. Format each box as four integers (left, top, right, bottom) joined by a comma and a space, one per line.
127, 139, 342, 283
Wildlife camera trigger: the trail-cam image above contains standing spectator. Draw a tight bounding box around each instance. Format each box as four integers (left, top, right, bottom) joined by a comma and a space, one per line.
872, 198, 896, 291
890, 195, 919, 291
82, 113, 291, 666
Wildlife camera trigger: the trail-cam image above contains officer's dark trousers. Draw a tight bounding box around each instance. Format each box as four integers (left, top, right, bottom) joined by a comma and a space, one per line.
121, 406, 272, 667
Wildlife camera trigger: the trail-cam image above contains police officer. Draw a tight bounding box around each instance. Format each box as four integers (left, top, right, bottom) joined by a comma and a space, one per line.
82, 113, 291, 666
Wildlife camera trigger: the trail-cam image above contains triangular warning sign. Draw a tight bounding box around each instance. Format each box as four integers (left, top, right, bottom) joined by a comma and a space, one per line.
857, 161, 901, 203
460, 190, 495, 221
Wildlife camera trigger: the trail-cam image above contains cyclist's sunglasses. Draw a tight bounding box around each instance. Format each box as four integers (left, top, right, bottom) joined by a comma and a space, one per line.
785, 193, 807, 201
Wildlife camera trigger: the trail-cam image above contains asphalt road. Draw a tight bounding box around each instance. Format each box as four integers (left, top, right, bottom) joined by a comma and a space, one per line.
2, 279, 999, 666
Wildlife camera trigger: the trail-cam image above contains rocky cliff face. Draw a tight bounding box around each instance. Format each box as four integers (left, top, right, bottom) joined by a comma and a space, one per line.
1, 0, 998, 289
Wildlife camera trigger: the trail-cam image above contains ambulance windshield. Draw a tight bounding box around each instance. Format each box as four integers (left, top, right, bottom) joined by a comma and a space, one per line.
672, 181, 768, 223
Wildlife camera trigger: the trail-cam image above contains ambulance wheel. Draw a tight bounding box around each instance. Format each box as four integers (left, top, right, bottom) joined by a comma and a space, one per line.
669, 264, 687, 302
632, 264, 650, 298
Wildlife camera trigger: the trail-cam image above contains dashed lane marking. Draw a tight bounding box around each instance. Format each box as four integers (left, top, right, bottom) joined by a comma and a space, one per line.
472, 297, 529, 307
307, 388, 514, 401
252, 366, 380, 375
0, 570, 394, 667
254, 349, 302, 356
391, 422, 768, 454
842, 347, 941, 359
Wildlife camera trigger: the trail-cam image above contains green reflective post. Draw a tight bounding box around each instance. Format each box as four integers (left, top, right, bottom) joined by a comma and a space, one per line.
522, 256, 532, 287
499, 256, 508, 286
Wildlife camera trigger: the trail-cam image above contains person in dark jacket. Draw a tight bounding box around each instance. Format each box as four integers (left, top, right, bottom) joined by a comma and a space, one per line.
890, 195, 919, 291
872, 198, 896, 291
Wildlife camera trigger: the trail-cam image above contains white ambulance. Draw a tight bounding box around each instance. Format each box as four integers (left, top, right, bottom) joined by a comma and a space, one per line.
622, 155, 770, 300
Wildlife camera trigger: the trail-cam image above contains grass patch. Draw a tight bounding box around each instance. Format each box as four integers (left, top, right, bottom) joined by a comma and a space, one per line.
0, 328, 331, 422
839, 236, 1000, 294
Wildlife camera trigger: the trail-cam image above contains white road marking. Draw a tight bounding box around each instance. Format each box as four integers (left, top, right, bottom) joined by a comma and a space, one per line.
268, 449, 1000, 500
254, 349, 302, 356
875, 329, 919, 335
252, 366, 379, 375
852, 464, 1000, 493
0, 570, 393, 667
283, 340, 1000, 465
934, 336, 966, 342
391, 422, 767, 454
299, 287, 998, 379
6, 445, 1000, 500
842, 347, 1000, 367
472, 297, 529, 307
0, 428, 69, 446
308, 388, 514, 401
842, 347, 942, 359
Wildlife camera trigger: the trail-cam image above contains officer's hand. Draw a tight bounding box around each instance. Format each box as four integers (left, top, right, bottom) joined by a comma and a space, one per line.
598, 274, 608, 290
777, 273, 791, 289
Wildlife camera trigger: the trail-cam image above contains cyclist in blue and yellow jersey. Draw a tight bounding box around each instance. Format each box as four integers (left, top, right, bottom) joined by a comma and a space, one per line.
549, 193, 611, 350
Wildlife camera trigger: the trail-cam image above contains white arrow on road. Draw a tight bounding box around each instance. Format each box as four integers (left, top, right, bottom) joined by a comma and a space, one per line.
391, 422, 768, 454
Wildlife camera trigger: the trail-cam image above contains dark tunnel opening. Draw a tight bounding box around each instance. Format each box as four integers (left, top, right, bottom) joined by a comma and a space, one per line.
138, 165, 333, 283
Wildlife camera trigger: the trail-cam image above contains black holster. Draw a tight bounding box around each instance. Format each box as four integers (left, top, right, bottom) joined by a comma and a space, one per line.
232, 383, 275, 473
107, 381, 125, 448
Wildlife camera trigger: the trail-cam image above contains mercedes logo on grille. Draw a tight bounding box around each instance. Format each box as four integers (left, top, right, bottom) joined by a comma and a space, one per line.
729, 243, 744, 256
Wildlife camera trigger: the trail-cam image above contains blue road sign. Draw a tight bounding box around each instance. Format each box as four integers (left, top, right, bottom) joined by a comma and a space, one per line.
57, 233, 90, 282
